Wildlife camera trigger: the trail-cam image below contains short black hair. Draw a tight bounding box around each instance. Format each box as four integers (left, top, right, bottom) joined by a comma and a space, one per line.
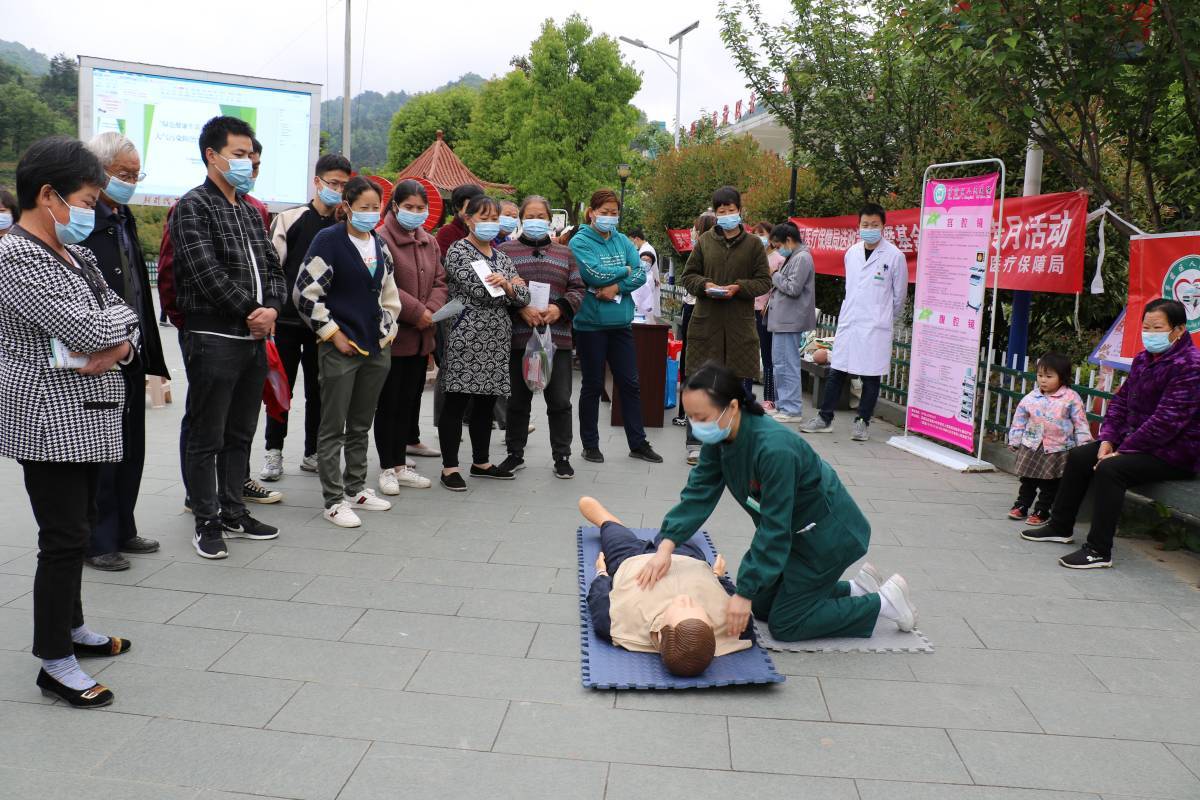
315, 154, 351, 176
251, 137, 263, 155
1036, 352, 1073, 389
684, 362, 766, 416
712, 185, 742, 210
343, 176, 381, 206
0, 187, 19, 221
770, 221, 800, 245
464, 194, 499, 218
1145, 298, 1187, 328
15, 136, 106, 210
198, 115, 256, 163
629, 226, 646, 240
859, 202, 886, 224
451, 183, 484, 214
392, 178, 428, 207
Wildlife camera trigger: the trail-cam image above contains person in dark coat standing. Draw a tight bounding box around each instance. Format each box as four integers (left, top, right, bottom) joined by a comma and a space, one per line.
79, 133, 166, 571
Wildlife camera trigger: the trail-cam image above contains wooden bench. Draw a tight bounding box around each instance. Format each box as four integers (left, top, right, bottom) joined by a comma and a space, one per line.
800, 359, 852, 410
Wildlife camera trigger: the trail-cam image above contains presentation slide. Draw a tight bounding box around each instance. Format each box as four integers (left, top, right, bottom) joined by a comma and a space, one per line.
82, 61, 319, 209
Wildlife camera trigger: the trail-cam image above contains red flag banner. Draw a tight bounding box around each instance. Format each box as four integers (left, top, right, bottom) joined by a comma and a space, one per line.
1121, 231, 1200, 357
666, 229, 693, 254
790, 190, 1087, 294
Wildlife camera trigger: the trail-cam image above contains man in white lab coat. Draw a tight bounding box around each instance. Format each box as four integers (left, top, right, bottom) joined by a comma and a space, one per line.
801, 203, 907, 441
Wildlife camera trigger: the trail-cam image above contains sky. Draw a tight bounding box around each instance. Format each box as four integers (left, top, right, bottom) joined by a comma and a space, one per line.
4, 0, 796, 130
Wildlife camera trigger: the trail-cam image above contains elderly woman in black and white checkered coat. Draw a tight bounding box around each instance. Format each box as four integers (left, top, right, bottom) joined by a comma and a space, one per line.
0, 137, 141, 709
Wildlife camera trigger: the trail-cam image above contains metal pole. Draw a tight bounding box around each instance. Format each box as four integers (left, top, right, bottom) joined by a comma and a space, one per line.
674, 36, 683, 148
342, 0, 352, 160
1006, 134, 1042, 368
619, 177, 628, 206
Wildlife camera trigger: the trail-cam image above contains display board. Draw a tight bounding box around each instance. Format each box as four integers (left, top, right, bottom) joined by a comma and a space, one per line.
78, 56, 321, 212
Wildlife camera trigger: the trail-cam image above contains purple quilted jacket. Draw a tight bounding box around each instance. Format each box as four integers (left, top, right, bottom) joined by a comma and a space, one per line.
1099, 334, 1200, 473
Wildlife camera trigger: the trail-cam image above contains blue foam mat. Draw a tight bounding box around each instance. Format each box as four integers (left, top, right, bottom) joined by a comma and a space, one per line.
577, 526, 785, 690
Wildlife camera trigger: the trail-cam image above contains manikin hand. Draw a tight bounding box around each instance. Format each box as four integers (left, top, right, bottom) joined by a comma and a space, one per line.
595, 552, 608, 577
712, 554, 726, 577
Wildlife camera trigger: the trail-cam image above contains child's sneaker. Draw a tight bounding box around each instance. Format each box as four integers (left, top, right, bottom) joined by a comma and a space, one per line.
1025, 510, 1051, 527
1007, 504, 1029, 521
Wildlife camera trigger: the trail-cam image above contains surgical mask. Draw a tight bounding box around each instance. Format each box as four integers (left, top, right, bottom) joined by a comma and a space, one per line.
216, 152, 255, 194
395, 208, 428, 230
0, 212, 12, 231
498, 215, 519, 235
48, 192, 95, 245
237, 177, 255, 196
690, 405, 733, 445
522, 218, 550, 239
473, 221, 500, 241
105, 175, 137, 205
758, 236, 769, 247
860, 227, 882, 244
317, 181, 342, 207
777, 247, 793, 258
1142, 331, 1173, 354
717, 213, 742, 231
593, 215, 619, 234
350, 211, 380, 233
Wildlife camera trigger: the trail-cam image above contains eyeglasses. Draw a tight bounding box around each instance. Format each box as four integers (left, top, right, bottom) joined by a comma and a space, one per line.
110, 170, 147, 183
320, 177, 349, 191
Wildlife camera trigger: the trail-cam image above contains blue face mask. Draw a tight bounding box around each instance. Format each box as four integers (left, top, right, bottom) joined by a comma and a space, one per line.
216, 152, 255, 194
318, 182, 342, 207
594, 215, 619, 234
498, 215, 519, 234
777, 247, 793, 258
522, 218, 550, 239
395, 208, 428, 230
1142, 331, 1173, 354
105, 175, 137, 205
237, 177, 256, 197
350, 211, 380, 233
0, 212, 12, 231
690, 405, 734, 445
48, 192, 95, 245
473, 221, 501, 241
717, 213, 742, 231
860, 227, 882, 244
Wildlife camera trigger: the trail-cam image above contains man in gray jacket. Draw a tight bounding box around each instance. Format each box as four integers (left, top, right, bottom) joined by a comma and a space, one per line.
766, 222, 816, 423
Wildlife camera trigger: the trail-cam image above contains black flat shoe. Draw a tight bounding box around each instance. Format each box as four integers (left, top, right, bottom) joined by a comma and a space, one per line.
84, 553, 130, 571
440, 472, 468, 492
582, 448, 605, 463
470, 464, 515, 480
74, 636, 131, 658
36, 669, 113, 708
119, 536, 160, 554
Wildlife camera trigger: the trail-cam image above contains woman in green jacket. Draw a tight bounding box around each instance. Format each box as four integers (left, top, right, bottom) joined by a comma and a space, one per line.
638, 363, 918, 641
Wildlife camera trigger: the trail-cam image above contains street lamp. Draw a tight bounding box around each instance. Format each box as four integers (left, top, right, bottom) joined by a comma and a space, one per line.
619, 20, 698, 148
617, 163, 632, 205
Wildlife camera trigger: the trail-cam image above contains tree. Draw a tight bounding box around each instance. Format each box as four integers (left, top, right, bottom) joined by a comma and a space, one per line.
0, 81, 64, 158
386, 86, 477, 172
39, 53, 77, 118
457, 71, 529, 183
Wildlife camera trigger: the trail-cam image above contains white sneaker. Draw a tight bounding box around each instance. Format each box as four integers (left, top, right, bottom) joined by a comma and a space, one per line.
377, 470, 401, 496
407, 442, 441, 458
406, 456, 416, 468
395, 465, 432, 489
260, 449, 283, 482
853, 562, 884, 595
323, 502, 361, 528
773, 413, 803, 423
345, 488, 392, 511
300, 454, 319, 473
879, 574, 917, 632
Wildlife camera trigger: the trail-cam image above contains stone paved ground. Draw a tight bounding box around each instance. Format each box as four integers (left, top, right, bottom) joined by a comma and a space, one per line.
2, 335, 1200, 800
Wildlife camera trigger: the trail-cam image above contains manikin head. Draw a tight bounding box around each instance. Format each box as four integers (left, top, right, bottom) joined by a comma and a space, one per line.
654, 596, 717, 677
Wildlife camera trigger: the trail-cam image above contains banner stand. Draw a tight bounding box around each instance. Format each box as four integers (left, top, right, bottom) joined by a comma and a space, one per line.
887, 158, 1007, 472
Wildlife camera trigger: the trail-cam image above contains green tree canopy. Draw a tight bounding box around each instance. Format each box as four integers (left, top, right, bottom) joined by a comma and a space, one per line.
386, 86, 477, 172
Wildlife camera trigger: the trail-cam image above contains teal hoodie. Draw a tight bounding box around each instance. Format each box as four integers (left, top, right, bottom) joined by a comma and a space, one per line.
568, 224, 646, 331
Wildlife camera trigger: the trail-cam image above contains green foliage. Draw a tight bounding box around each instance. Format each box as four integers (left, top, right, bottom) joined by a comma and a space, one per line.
0, 81, 67, 158
386, 86, 477, 173
130, 206, 169, 258
457, 71, 529, 183
0, 39, 51, 75
322, 90, 411, 168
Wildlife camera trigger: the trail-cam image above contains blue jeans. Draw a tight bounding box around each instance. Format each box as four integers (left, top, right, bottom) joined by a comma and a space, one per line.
771, 332, 805, 416
576, 327, 646, 451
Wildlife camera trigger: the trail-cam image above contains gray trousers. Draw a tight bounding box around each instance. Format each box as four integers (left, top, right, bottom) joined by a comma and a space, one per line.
317, 343, 391, 507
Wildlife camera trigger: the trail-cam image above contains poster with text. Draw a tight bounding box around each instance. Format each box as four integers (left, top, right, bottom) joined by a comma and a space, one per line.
1121, 232, 1200, 357
905, 172, 999, 452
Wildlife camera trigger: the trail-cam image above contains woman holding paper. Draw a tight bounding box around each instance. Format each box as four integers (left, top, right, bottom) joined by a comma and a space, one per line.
0, 136, 141, 707
438, 195, 531, 491
498, 195, 585, 478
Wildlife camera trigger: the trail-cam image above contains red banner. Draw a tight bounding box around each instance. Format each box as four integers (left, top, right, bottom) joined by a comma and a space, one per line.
1121, 232, 1200, 357
790, 190, 1087, 294
666, 229, 693, 254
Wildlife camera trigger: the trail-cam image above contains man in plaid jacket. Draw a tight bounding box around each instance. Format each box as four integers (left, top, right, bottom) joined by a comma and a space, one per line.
169, 116, 287, 560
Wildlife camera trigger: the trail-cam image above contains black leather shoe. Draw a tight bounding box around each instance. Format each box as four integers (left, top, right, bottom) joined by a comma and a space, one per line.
36, 669, 113, 708
84, 553, 130, 571
119, 536, 160, 554
629, 443, 664, 463
74, 635, 132, 658
582, 448, 605, 463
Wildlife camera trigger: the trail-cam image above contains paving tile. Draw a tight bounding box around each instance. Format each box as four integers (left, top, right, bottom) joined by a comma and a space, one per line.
94, 662, 299, 726
916, 615, 986, 648
69, 616, 244, 670
489, 539, 577, 568
342, 608, 536, 656
169, 594, 364, 640
728, 717, 971, 783
210, 632, 426, 688
856, 779, 1100, 800
268, 681, 507, 749
338, 742, 608, 800
349, 531, 500, 562
291, 574, 467, 614
394, 556, 557, 592
406, 651, 609, 707
527, 622, 580, 661
616, 678, 827, 720
0, 699, 149, 770
951, 731, 1200, 798
457, 587, 578, 624
821, 676, 1040, 732
1167, 744, 1200, 780
0, 649, 55, 704
1019, 687, 1200, 745
927, 570, 1086, 598
909, 647, 1104, 691
244, 545, 405, 579
494, 702, 730, 769
0, 544, 31, 565
1080, 655, 1200, 698
138, 561, 314, 600
7, 582, 202, 623
0, 767, 201, 800
971, 619, 1200, 661
0, 571, 31, 604
97, 717, 367, 800
550, 567, 579, 595
1031, 598, 1194, 632
0, 606, 31, 651
607, 764, 858, 800
771, 650, 920, 681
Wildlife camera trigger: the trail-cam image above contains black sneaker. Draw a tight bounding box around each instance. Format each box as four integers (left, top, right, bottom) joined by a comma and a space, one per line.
629, 442, 663, 463
440, 471, 468, 492
243, 479, 283, 504
1059, 545, 1113, 569
497, 455, 526, 473
553, 457, 575, 479
582, 448, 605, 463
1020, 525, 1074, 544
193, 525, 228, 559
221, 514, 279, 540
470, 464, 516, 480
671, 415, 688, 428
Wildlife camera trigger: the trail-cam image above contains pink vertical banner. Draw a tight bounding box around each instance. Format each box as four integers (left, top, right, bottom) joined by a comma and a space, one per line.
905, 173, 1000, 452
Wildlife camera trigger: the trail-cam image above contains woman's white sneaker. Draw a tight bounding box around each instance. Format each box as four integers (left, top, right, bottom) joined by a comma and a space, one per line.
879, 574, 917, 632
323, 502, 361, 528
378, 470, 401, 495
345, 488, 392, 511
395, 465, 432, 489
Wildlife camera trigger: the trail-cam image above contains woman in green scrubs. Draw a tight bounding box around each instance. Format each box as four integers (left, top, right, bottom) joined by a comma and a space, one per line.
638, 363, 917, 641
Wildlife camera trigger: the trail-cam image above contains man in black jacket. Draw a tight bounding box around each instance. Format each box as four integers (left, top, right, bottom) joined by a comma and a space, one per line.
81, 132, 167, 571
169, 116, 287, 560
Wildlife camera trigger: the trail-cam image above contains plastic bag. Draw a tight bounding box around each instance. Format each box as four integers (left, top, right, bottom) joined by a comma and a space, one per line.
523, 326, 555, 392
262, 338, 291, 423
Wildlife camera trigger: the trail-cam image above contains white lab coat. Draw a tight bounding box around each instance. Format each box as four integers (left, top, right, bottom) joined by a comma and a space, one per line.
831, 239, 908, 376
631, 242, 661, 320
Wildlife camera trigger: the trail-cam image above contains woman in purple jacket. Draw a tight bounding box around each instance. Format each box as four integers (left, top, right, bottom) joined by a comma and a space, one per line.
1022, 299, 1200, 569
